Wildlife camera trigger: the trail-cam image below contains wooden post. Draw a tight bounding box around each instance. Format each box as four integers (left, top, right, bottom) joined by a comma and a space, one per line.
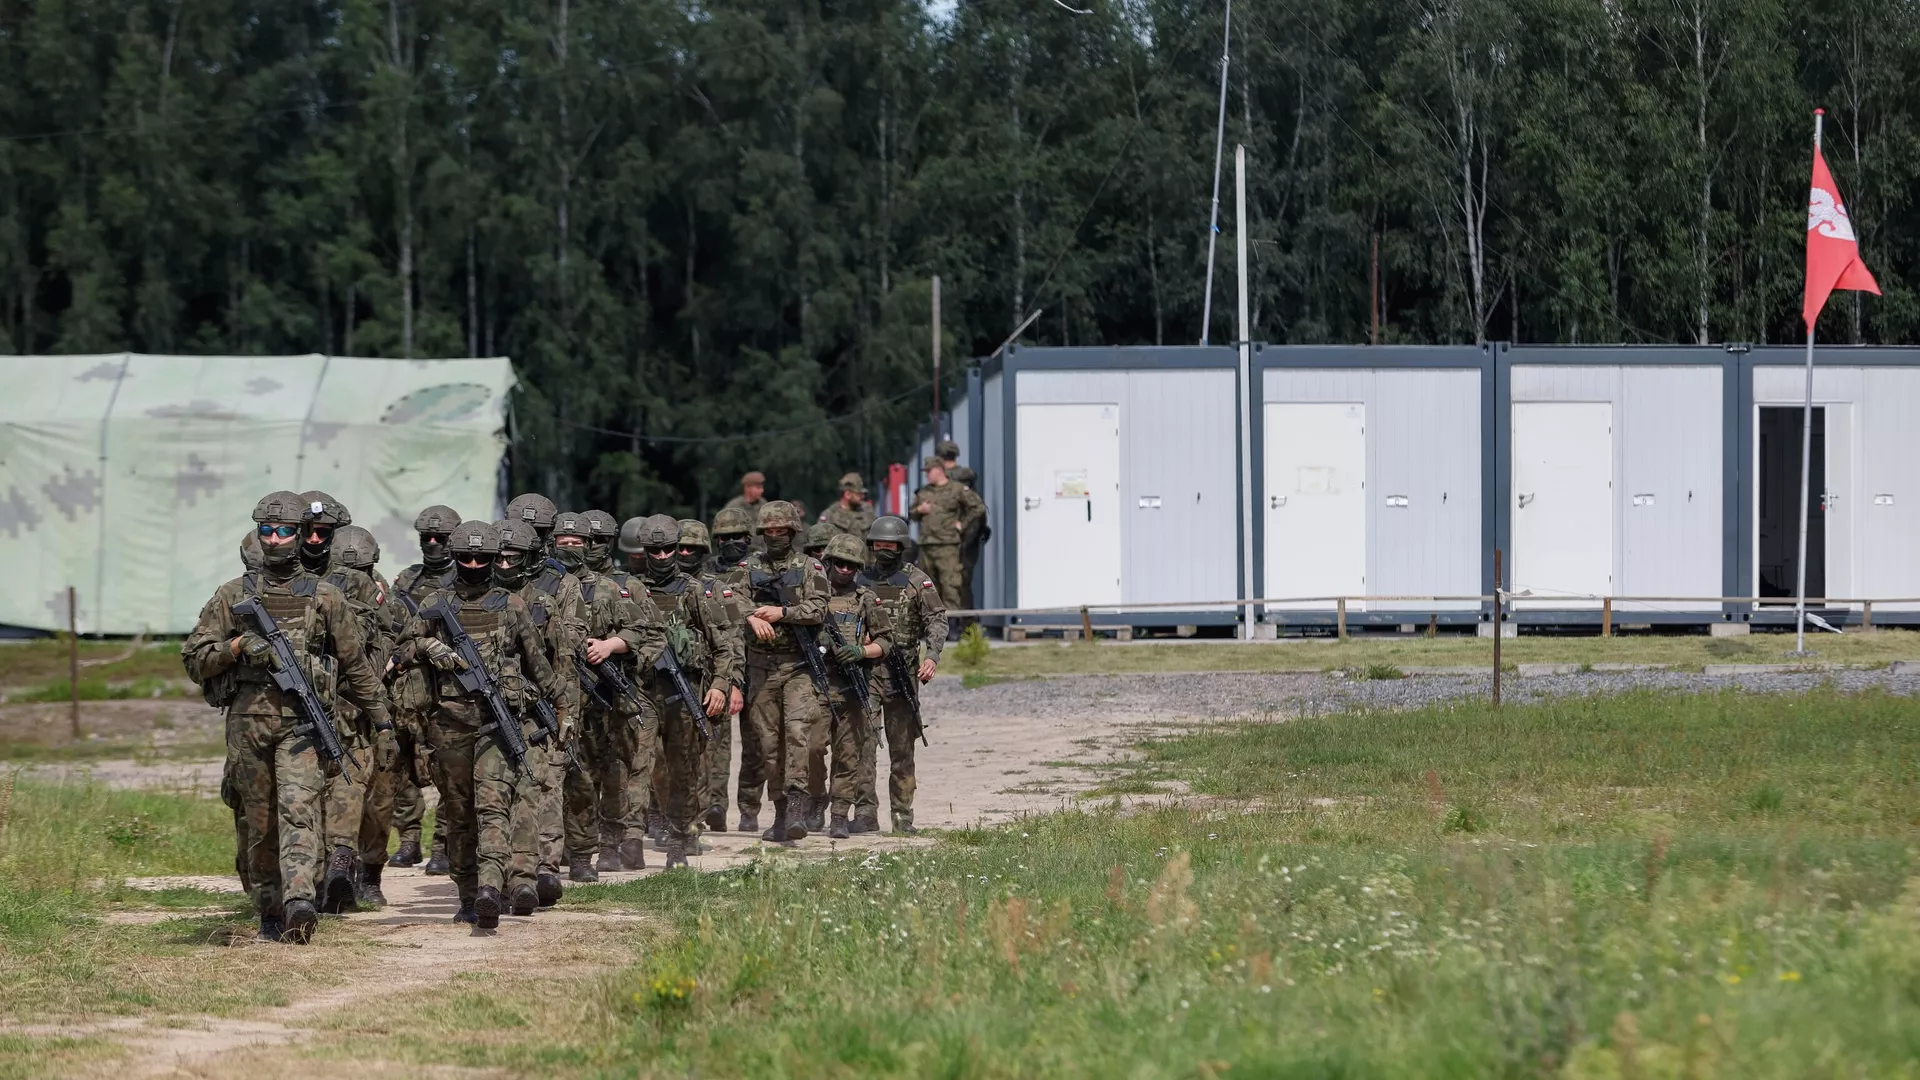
1336, 598, 1348, 640
1602, 596, 1613, 638
1492, 551, 1503, 708
67, 586, 80, 740
1079, 605, 1095, 643
1862, 600, 1873, 630
1426, 613, 1437, 638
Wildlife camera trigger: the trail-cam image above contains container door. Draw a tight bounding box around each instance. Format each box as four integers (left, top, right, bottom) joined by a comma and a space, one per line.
1513, 401, 1611, 607
1263, 402, 1366, 609
1016, 402, 1121, 609
1825, 404, 1853, 604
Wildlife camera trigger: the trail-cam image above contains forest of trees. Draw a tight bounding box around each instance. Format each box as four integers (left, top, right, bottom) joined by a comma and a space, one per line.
3, 0, 1917, 514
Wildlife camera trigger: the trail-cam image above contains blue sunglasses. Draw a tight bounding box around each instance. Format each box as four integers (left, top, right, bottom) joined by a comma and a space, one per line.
257, 524, 299, 539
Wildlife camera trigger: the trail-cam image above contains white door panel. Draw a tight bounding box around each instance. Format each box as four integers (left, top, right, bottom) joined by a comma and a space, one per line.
1264, 402, 1366, 609
1016, 403, 1121, 609
1826, 404, 1853, 603
1513, 402, 1611, 607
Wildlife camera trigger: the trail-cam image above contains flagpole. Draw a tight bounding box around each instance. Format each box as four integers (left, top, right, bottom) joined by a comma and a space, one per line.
1794, 109, 1824, 656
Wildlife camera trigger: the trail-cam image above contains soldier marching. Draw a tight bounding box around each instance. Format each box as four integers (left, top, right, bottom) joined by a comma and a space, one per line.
183, 464, 968, 941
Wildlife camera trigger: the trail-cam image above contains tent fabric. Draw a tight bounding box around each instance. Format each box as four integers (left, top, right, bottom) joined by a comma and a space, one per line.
0, 354, 515, 634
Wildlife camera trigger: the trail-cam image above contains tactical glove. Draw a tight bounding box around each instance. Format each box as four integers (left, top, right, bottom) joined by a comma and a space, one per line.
421, 639, 468, 673
373, 726, 399, 772
834, 643, 866, 667
236, 632, 273, 663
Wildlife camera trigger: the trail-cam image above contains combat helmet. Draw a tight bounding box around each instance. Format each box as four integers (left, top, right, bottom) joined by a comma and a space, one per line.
298, 491, 351, 526
335, 525, 380, 571
497, 518, 540, 553
823, 533, 867, 567
582, 509, 619, 571
711, 506, 754, 537
553, 511, 593, 540
413, 504, 461, 533
451, 520, 503, 557
252, 490, 308, 524
617, 516, 650, 555
804, 521, 836, 555
838, 471, 866, 494
627, 514, 680, 549
676, 520, 710, 551
505, 493, 558, 532
866, 515, 910, 545
756, 500, 801, 531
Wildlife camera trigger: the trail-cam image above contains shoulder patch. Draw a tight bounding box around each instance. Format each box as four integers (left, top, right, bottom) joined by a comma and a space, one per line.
921, 579, 935, 588
619, 587, 631, 598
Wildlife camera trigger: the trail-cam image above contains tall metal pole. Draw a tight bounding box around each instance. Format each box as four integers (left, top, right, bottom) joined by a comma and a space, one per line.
1198, 0, 1233, 345
931, 275, 942, 443
1234, 144, 1255, 640
1794, 113, 1824, 655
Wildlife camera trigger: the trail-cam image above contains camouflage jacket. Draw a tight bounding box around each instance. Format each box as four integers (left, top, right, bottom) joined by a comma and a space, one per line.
640, 571, 742, 701
822, 584, 892, 695
511, 563, 588, 717
393, 584, 565, 720
740, 548, 830, 660
910, 478, 985, 547
819, 500, 875, 538
856, 561, 947, 669
182, 567, 390, 728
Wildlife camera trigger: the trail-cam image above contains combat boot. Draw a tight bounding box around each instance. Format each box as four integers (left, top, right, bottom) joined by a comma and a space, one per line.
664, 837, 689, 869
388, 838, 423, 867
569, 854, 598, 883
892, 811, 917, 835
535, 873, 563, 907
703, 808, 727, 833
646, 810, 667, 843
596, 845, 623, 874
619, 838, 646, 871
453, 897, 478, 924
806, 799, 826, 833
785, 792, 810, 841
760, 811, 789, 844
282, 899, 319, 944
321, 846, 360, 914
257, 910, 284, 943
851, 809, 881, 835
423, 836, 450, 875
356, 862, 388, 909
738, 813, 759, 834
474, 885, 504, 930
829, 812, 851, 840
509, 883, 539, 917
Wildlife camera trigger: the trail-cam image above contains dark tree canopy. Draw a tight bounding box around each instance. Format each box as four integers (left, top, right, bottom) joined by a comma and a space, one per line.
3, 0, 1915, 514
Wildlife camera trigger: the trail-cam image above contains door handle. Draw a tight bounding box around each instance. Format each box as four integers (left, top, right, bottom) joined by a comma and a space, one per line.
1518, 492, 1535, 509
1086, 500, 1091, 522
1269, 495, 1286, 509
1023, 497, 1041, 510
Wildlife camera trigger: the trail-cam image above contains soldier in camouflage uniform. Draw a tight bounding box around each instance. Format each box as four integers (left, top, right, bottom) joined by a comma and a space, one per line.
721, 470, 767, 532
627, 516, 738, 866
803, 521, 835, 560
739, 500, 832, 842
556, 511, 664, 876
910, 459, 986, 624
673, 519, 737, 833
388, 504, 461, 873
493, 517, 583, 902
294, 492, 391, 915
936, 439, 976, 488
818, 533, 892, 839
858, 516, 946, 834
335, 524, 403, 906
936, 439, 986, 619
183, 491, 391, 944
705, 507, 759, 829
392, 521, 568, 928
819, 473, 876, 538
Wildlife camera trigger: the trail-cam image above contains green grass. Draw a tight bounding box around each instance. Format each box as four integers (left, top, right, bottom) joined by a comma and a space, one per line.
969, 627, 1920, 677
0, 638, 186, 694
0, 737, 226, 764
5, 675, 191, 703
362, 686, 1920, 1077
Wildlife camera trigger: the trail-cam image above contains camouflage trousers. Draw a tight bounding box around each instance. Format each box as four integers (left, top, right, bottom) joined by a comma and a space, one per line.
321, 728, 399, 866
727, 696, 772, 819
528, 745, 565, 878
746, 657, 825, 819
427, 701, 538, 901
225, 707, 328, 915
700, 703, 734, 820
920, 544, 965, 612
390, 723, 432, 846
827, 684, 878, 817
651, 699, 710, 844
565, 708, 646, 855
878, 692, 919, 818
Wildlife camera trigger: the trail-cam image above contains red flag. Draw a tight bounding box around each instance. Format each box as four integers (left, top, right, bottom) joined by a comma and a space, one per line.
1804, 117, 1880, 330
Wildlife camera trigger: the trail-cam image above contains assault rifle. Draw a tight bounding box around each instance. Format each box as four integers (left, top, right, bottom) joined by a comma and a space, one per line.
232, 596, 360, 780
749, 571, 843, 729
654, 643, 715, 741
819, 617, 873, 716
420, 602, 536, 780
578, 650, 648, 722
883, 647, 928, 745
572, 656, 615, 712
531, 695, 583, 774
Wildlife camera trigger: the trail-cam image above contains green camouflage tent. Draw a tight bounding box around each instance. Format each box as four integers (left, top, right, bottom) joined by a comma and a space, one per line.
0, 354, 514, 634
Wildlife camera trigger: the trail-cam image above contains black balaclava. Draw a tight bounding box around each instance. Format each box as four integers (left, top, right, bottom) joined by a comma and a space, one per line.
715, 535, 751, 564
260, 526, 301, 575
870, 543, 905, 576
677, 545, 708, 575
456, 556, 494, 589
762, 529, 793, 559
299, 523, 335, 573
420, 532, 452, 571
644, 547, 679, 586
493, 549, 531, 591
825, 559, 858, 589
553, 543, 587, 573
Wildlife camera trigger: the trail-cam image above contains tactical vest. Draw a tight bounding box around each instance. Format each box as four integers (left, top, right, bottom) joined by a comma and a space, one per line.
227, 572, 336, 706
858, 568, 918, 642
431, 590, 528, 706
823, 591, 869, 686
746, 564, 811, 653
395, 563, 454, 615
646, 574, 712, 677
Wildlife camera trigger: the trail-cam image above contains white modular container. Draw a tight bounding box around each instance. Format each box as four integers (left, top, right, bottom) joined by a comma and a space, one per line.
1257, 348, 1487, 618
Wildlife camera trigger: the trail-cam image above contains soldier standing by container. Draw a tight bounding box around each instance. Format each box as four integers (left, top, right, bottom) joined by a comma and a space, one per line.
182, 491, 392, 944
857, 516, 945, 834
739, 500, 830, 842
393, 521, 569, 929
388, 505, 461, 873
818, 533, 891, 839
706, 507, 759, 830
910, 459, 985, 626
628, 516, 737, 866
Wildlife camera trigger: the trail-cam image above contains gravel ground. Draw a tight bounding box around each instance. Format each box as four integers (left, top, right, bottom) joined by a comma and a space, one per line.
923, 667, 1920, 725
